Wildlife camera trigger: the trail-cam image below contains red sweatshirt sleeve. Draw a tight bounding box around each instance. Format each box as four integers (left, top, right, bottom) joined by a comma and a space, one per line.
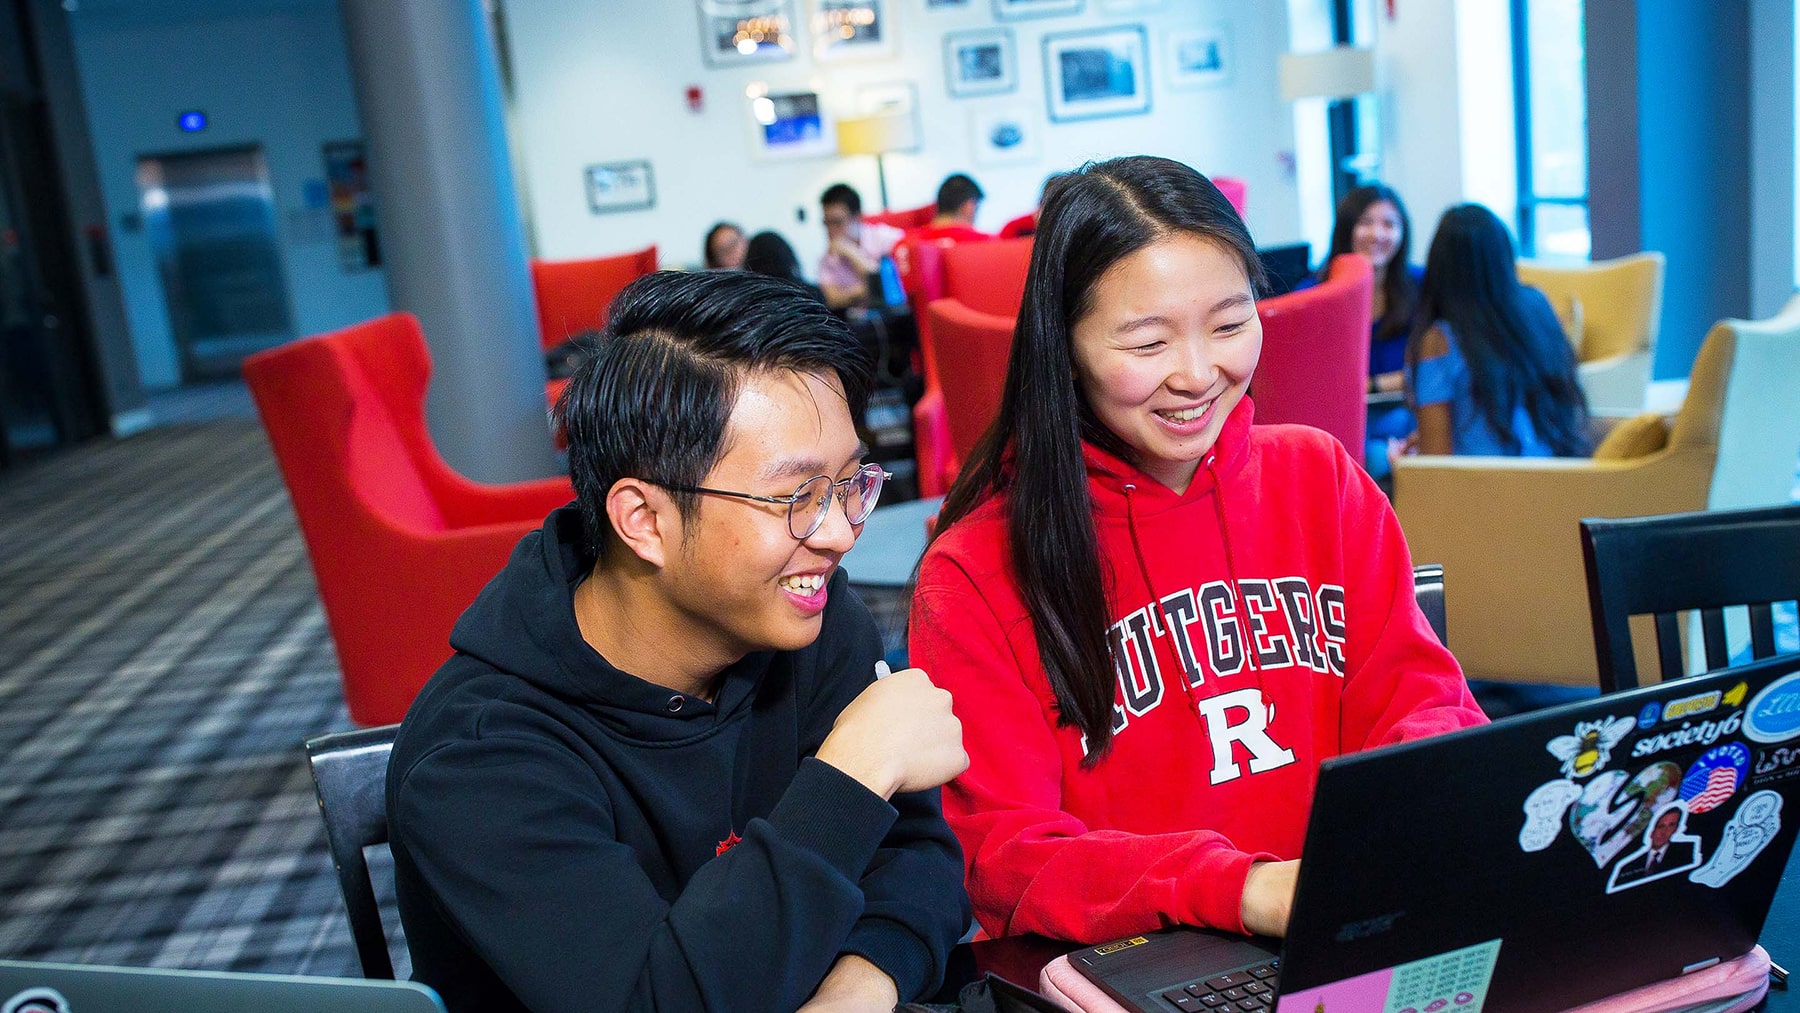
1331, 443, 1489, 748
911, 551, 1274, 942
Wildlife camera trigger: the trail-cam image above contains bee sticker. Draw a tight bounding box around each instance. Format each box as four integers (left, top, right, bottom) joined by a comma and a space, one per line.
1547, 716, 1637, 779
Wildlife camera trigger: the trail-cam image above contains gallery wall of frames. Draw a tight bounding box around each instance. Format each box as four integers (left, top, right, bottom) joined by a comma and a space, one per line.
502, 0, 1304, 271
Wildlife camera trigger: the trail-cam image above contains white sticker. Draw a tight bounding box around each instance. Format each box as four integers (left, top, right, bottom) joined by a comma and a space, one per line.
3, 987, 70, 1013
1546, 716, 1636, 778
1519, 778, 1581, 852
1690, 789, 1784, 888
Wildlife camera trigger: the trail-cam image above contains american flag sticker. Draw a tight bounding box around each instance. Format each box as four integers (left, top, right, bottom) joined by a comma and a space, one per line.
1682, 743, 1751, 814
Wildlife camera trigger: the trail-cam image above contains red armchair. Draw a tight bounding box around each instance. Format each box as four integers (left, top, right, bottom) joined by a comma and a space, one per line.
1251, 253, 1373, 463
1213, 176, 1249, 218
914, 298, 1016, 496
943, 237, 1033, 318
244, 313, 574, 725
864, 203, 935, 231
530, 246, 658, 351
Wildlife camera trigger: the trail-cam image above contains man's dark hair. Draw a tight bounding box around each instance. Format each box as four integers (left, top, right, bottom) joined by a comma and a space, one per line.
556, 271, 873, 556
935, 173, 984, 215
820, 183, 863, 217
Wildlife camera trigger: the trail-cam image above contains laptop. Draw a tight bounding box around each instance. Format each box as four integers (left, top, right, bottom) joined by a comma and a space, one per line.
0, 959, 445, 1012
1070, 654, 1800, 1013
1255, 243, 1313, 298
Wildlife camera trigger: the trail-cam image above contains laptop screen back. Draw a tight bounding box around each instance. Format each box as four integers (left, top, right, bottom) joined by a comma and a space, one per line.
1278, 657, 1800, 1012
0, 959, 445, 1013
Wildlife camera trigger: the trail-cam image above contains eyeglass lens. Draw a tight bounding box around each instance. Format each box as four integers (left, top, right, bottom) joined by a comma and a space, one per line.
789, 465, 886, 538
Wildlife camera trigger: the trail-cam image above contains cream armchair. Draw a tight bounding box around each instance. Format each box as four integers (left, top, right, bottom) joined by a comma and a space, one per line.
1518, 252, 1665, 416
1394, 303, 1785, 688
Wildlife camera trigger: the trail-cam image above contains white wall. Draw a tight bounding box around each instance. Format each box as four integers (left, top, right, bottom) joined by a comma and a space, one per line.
66, 2, 389, 390
502, 1, 1303, 274
1370, 0, 1515, 248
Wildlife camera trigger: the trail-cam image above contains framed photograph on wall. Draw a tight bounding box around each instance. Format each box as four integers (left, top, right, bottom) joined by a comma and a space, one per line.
699, 0, 797, 67
811, 0, 894, 62
944, 27, 1017, 98
993, 0, 1082, 21
585, 160, 655, 214
1166, 25, 1232, 89
969, 104, 1041, 165
746, 88, 835, 159
1043, 24, 1150, 122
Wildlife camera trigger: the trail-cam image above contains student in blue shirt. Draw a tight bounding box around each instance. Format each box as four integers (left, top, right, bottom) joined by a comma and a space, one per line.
1405, 204, 1589, 458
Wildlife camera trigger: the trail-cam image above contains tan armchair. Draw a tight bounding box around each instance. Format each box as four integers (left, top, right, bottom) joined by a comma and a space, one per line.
1518, 252, 1665, 416
1393, 314, 1728, 687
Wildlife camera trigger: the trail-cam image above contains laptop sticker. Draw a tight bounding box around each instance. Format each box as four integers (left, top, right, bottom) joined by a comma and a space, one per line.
2, 988, 69, 1013
1546, 716, 1635, 778
1605, 800, 1704, 893
1274, 938, 1501, 1013
1569, 762, 1682, 867
1752, 744, 1800, 787
1689, 789, 1784, 888
1743, 671, 1800, 744
1518, 778, 1582, 852
1679, 743, 1749, 813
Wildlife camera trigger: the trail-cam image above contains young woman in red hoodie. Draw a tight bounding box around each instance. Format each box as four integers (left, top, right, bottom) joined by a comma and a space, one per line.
910, 156, 1488, 945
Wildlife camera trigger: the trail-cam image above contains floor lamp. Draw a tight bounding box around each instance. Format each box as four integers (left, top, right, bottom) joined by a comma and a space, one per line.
835, 110, 916, 213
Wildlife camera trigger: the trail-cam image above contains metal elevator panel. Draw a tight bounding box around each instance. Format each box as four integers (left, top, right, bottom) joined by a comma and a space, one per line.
136, 146, 293, 381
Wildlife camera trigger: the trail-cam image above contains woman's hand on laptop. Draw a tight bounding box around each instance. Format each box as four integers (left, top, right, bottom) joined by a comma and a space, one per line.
1241, 859, 1300, 938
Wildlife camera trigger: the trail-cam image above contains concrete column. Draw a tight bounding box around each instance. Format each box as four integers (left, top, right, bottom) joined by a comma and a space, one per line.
338, 0, 554, 482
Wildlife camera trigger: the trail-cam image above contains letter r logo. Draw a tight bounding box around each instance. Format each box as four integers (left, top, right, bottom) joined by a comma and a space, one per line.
1193, 688, 1298, 785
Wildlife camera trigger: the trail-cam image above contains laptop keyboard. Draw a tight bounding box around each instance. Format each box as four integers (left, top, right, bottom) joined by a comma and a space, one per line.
1158, 959, 1280, 1011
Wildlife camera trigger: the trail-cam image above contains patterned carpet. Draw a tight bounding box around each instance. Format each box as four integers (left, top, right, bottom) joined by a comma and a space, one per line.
0, 419, 386, 977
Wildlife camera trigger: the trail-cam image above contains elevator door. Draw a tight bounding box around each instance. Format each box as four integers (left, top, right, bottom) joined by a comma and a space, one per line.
137, 146, 293, 381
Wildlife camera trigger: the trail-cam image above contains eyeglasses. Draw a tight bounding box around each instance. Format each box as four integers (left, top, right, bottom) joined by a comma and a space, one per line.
657, 462, 892, 540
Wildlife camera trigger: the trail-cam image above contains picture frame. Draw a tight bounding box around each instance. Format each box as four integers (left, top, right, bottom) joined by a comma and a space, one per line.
746, 87, 835, 160
944, 27, 1017, 98
810, 0, 894, 62
698, 0, 797, 67
855, 81, 923, 150
584, 160, 655, 214
969, 104, 1040, 165
1043, 24, 1150, 122
1166, 25, 1233, 90
993, 0, 1082, 21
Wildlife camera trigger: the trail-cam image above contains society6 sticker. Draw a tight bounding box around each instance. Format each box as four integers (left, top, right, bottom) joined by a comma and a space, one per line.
2, 988, 69, 1013
1744, 672, 1800, 744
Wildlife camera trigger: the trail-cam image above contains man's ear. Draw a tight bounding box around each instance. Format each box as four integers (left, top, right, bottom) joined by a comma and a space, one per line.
605, 478, 677, 568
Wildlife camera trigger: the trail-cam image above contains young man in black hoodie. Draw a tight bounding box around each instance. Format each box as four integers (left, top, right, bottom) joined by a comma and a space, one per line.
387, 270, 970, 1013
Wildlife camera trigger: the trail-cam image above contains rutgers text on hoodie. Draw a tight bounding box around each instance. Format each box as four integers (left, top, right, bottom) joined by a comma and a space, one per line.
388, 507, 969, 1013
911, 398, 1487, 943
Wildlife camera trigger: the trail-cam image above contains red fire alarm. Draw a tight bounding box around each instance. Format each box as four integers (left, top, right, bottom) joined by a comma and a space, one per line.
686, 86, 704, 113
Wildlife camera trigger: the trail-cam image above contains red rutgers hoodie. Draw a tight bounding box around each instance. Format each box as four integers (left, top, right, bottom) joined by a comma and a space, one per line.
911, 398, 1487, 943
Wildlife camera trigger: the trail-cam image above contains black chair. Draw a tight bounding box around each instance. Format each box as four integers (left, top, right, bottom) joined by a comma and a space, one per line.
1581, 504, 1800, 692
305, 723, 403, 979
1414, 563, 1447, 647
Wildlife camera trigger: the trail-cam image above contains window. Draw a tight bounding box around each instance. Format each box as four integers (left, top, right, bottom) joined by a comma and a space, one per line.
1512, 0, 1589, 259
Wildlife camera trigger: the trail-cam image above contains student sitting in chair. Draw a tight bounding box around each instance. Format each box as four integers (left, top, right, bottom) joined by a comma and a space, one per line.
389, 271, 970, 1013
910, 157, 1487, 945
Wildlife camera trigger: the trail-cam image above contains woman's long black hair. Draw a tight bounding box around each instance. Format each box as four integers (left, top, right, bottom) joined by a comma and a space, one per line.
931, 156, 1262, 762
1409, 203, 1589, 455
1321, 183, 1417, 345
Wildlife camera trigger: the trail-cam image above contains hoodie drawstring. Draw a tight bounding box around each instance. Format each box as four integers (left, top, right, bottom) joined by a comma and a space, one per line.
1119, 457, 1269, 735
1121, 481, 1206, 726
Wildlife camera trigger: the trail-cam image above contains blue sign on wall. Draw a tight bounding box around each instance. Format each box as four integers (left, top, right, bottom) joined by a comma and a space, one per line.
177, 111, 207, 133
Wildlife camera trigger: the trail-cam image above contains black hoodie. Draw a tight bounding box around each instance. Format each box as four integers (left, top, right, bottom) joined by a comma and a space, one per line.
388, 506, 969, 1013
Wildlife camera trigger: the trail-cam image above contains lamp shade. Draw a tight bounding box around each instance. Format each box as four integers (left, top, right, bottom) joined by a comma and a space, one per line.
836, 111, 917, 156
1278, 46, 1376, 101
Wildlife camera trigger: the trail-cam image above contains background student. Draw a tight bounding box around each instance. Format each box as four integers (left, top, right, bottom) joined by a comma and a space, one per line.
1405, 203, 1590, 459
910, 157, 1486, 946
